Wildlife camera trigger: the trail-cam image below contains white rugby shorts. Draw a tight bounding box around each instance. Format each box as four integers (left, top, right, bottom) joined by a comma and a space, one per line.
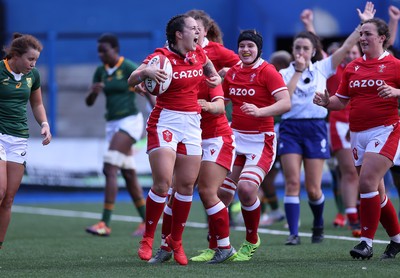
0, 133, 28, 164
147, 108, 202, 155
201, 135, 235, 171
105, 113, 144, 143
350, 122, 400, 167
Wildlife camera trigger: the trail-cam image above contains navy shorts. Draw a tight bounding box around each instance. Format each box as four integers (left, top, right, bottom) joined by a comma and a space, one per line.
278, 119, 330, 159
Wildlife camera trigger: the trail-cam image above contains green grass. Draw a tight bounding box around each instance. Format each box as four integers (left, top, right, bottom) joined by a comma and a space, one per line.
1, 199, 400, 277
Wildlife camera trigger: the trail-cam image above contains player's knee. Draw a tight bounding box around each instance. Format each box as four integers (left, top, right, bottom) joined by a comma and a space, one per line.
121, 155, 136, 170
104, 150, 126, 168
102, 163, 119, 178
0, 187, 5, 201
121, 167, 137, 181
198, 186, 214, 201
237, 181, 259, 203
285, 179, 300, 192
306, 186, 322, 200
151, 185, 170, 196
0, 196, 14, 210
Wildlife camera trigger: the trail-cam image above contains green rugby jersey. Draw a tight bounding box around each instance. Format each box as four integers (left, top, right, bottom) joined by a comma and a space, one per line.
93, 57, 139, 121
0, 59, 41, 138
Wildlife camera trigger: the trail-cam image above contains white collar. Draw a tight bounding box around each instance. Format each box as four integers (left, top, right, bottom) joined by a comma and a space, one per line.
11, 71, 23, 81
201, 37, 209, 48
362, 50, 390, 61
240, 58, 264, 69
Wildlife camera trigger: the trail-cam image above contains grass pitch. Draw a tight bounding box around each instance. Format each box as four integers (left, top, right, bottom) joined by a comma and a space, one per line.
1, 197, 400, 277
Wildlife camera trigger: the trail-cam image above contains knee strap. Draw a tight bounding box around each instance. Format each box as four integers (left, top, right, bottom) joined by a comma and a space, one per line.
220, 177, 237, 196
239, 166, 265, 187
122, 155, 136, 170
103, 150, 126, 168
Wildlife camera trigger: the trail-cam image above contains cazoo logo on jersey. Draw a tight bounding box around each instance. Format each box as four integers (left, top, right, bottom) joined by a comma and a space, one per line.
173, 69, 203, 79
229, 87, 256, 96
349, 79, 384, 88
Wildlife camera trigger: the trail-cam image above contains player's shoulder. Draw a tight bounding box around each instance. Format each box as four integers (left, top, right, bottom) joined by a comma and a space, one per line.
250, 59, 276, 75
121, 58, 139, 71
144, 47, 170, 62
206, 41, 223, 50
344, 58, 363, 71
260, 60, 276, 71
195, 44, 207, 57
154, 47, 169, 56
30, 67, 41, 78
226, 62, 241, 75
208, 41, 236, 54
122, 57, 135, 65
386, 53, 400, 64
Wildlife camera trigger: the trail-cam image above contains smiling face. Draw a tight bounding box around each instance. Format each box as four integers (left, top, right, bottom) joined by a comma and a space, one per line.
359, 22, 385, 58
238, 40, 258, 65
13, 48, 40, 74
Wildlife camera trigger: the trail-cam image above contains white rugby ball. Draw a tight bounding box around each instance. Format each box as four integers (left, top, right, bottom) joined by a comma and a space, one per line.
144, 55, 173, 96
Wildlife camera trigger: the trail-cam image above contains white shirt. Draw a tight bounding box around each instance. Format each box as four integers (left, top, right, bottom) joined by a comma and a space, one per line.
280, 56, 335, 119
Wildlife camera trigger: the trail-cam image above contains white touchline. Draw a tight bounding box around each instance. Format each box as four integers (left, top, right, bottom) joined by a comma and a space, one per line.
12, 205, 390, 244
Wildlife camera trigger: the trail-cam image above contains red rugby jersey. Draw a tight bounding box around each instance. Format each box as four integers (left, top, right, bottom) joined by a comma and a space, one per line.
223, 59, 287, 133
144, 45, 207, 112
336, 53, 400, 132
327, 64, 350, 123
198, 41, 239, 139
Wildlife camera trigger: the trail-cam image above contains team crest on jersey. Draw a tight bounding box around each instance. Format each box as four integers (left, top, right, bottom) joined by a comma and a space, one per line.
210, 149, 216, 155
162, 130, 173, 142
355, 66, 360, 71
116, 70, 123, 80
378, 64, 386, 73
251, 154, 256, 160
375, 141, 380, 148
172, 59, 177, 65
250, 73, 256, 82
26, 78, 32, 88
185, 53, 197, 65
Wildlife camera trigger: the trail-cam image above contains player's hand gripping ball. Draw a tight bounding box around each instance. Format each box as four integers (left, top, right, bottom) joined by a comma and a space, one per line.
145, 55, 173, 96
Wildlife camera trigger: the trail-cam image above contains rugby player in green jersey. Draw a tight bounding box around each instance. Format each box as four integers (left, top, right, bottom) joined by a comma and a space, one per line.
85, 33, 150, 237
0, 33, 52, 250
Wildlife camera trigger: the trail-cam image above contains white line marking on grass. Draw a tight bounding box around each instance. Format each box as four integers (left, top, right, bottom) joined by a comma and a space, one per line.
233, 226, 389, 244
12, 205, 143, 222
12, 205, 389, 244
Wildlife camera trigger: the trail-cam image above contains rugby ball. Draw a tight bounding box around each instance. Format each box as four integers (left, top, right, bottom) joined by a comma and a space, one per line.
144, 55, 173, 96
